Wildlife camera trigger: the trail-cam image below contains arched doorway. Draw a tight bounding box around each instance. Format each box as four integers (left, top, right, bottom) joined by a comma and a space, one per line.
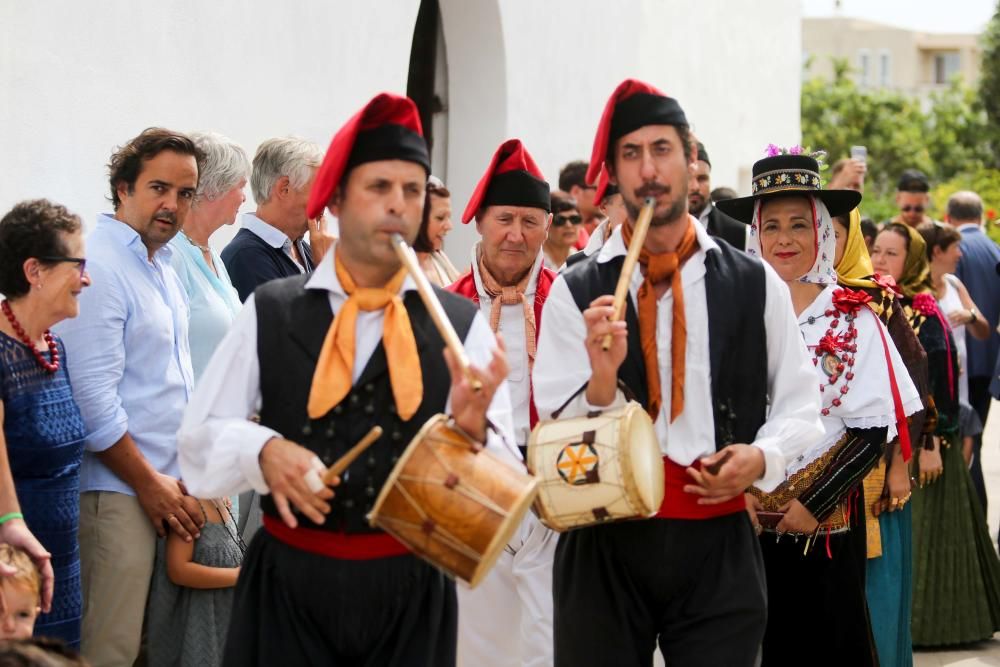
407, 0, 449, 178
407, 0, 508, 262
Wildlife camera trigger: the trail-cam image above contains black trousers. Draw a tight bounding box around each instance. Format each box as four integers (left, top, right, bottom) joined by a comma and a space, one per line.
969, 375, 992, 518
222, 531, 457, 667
553, 513, 766, 667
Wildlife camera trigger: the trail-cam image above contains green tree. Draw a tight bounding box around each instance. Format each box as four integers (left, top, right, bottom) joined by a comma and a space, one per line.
978, 0, 1000, 165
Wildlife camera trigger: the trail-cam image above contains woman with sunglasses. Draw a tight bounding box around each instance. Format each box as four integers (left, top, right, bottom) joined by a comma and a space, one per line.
542, 190, 581, 270
413, 175, 459, 287
0, 199, 91, 648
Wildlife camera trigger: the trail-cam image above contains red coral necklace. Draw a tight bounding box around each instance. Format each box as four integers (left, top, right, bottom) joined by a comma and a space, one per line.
1, 300, 59, 373
804, 288, 871, 417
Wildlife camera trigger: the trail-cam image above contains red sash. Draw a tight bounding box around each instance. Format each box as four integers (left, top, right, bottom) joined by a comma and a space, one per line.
263, 515, 409, 560
655, 456, 747, 520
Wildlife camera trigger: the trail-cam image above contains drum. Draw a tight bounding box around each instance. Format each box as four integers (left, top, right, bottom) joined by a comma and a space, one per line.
527, 401, 663, 532
368, 414, 539, 588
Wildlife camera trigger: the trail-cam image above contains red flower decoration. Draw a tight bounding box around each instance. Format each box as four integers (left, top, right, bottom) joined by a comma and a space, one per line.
912, 293, 938, 317
987, 208, 996, 220
832, 288, 873, 314
816, 332, 846, 355
872, 273, 901, 296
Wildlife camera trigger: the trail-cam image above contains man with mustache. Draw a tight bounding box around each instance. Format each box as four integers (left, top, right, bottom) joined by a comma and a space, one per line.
532, 79, 823, 666
177, 93, 519, 665
448, 138, 558, 667
689, 141, 747, 250
54, 128, 203, 666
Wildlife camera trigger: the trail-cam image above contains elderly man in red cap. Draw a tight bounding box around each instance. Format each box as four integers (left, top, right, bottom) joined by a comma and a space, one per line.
532, 79, 823, 666
177, 92, 520, 666
448, 138, 558, 667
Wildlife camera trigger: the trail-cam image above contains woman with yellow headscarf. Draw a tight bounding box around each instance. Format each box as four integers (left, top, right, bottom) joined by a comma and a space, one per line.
871, 222, 1000, 648
833, 210, 927, 667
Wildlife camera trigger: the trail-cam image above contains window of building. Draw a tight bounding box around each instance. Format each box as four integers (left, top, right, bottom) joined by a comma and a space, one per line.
879, 50, 891, 87
934, 52, 961, 84
858, 49, 870, 87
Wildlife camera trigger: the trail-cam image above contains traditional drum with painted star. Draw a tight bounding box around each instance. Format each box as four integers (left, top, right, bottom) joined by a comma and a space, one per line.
527, 401, 664, 532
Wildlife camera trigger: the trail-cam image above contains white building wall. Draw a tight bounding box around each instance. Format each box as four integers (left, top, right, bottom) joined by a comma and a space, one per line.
1, 0, 801, 263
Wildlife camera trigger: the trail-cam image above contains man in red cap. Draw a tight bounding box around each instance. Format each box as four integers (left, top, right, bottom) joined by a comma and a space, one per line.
448, 138, 558, 667
177, 92, 521, 666
532, 79, 823, 665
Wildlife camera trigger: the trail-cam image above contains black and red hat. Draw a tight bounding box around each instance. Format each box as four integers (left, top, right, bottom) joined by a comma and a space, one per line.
461, 139, 550, 224
307, 92, 431, 219
585, 79, 689, 187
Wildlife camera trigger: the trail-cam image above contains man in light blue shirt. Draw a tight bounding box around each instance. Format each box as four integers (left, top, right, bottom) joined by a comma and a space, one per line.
54, 128, 203, 667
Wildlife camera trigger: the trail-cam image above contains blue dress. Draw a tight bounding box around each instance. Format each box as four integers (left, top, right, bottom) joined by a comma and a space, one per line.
0, 331, 85, 648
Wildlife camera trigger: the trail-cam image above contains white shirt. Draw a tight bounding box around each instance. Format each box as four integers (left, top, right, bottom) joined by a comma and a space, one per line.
178, 245, 521, 499
469, 246, 544, 445
532, 218, 824, 492
793, 285, 922, 476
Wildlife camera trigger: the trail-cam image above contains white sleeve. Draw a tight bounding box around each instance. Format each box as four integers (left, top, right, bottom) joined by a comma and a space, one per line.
532, 275, 626, 421
750, 264, 825, 492
448, 312, 522, 465
177, 295, 279, 498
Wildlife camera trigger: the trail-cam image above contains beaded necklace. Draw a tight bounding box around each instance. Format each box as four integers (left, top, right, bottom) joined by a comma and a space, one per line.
803, 288, 872, 417
1, 300, 59, 373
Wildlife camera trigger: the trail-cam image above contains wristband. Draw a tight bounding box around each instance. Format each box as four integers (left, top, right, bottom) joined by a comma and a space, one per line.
0, 512, 24, 525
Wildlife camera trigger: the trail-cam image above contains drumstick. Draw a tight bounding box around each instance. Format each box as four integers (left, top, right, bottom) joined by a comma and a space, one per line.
601, 197, 656, 350
390, 233, 482, 391
703, 450, 733, 476
322, 426, 383, 485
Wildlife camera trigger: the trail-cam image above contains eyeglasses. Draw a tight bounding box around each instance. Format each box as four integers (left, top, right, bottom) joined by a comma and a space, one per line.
38, 256, 87, 278
553, 214, 583, 227
901, 205, 925, 214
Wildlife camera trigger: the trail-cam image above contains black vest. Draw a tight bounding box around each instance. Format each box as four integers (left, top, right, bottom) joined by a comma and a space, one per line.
560, 242, 768, 449
254, 274, 477, 533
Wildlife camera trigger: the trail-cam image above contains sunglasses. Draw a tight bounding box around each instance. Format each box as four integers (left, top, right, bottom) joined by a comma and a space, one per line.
39, 256, 87, 278
553, 214, 583, 227
901, 205, 925, 213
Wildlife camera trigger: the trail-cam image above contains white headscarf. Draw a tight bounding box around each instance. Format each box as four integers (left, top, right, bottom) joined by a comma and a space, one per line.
746, 195, 838, 285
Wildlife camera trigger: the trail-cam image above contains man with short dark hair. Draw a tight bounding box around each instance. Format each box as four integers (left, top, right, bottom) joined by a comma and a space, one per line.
950, 190, 1000, 517
54, 128, 204, 666
890, 169, 935, 227
534, 79, 822, 666
689, 142, 747, 250
558, 159, 601, 236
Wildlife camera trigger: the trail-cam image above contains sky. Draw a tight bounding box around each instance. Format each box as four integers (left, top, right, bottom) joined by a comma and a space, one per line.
801, 0, 997, 33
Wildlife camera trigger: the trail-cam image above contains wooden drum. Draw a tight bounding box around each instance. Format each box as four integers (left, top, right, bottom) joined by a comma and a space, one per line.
527, 402, 664, 532
368, 414, 539, 587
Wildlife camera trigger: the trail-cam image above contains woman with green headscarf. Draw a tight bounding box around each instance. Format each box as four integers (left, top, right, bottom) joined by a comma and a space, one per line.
871, 222, 1000, 647
833, 210, 928, 667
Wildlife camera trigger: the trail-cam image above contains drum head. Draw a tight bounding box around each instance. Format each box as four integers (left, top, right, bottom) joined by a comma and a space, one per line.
624, 406, 664, 513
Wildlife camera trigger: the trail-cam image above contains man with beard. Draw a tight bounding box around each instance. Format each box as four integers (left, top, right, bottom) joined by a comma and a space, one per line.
533, 79, 822, 666
689, 141, 747, 250
448, 138, 558, 667
177, 93, 519, 665
54, 128, 204, 666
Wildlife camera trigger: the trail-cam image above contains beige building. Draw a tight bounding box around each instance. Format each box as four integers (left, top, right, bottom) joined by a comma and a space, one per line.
803, 17, 982, 97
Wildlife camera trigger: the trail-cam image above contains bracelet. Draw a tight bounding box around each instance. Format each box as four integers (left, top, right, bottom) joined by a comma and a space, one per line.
969, 308, 978, 324
0, 512, 24, 526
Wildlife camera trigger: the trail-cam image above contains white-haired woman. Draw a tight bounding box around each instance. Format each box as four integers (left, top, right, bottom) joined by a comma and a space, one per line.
169, 131, 249, 382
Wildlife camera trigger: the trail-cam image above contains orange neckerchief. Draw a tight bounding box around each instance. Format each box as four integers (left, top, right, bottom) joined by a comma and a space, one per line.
307, 252, 422, 420
621, 218, 699, 422
477, 247, 537, 369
